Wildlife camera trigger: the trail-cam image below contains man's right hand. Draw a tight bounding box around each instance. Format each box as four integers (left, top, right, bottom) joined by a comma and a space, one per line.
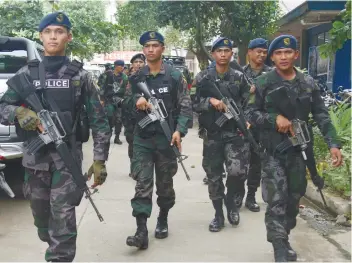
136, 97, 151, 111
276, 114, 294, 135
15, 106, 40, 131
209, 98, 227, 112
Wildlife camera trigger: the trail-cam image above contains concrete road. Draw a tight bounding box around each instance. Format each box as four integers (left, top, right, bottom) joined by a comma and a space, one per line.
0, 128, 350, 262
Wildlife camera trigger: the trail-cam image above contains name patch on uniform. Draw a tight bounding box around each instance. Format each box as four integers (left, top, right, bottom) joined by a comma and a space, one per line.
33, 79, 70, 89
150, 87, 169, 95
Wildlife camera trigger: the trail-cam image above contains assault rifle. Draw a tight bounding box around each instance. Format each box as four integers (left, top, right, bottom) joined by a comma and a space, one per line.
7, 73, 104, 221
136, 82, 191, 181
201, 76, 262, 153
267, 86, 327, 207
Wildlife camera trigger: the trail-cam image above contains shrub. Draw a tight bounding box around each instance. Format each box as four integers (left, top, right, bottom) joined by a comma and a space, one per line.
312, 101, 351, 198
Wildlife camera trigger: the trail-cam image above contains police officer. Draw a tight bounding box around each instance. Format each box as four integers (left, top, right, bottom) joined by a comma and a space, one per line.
0, 12, 111, 262
246, 35, 342, 261
98, 60, 128, 145
126, 31, 192, 249
122, 53, 146, 177
199, 62, 227, 185
235, 38, 272, 212
194, 37, 250, 232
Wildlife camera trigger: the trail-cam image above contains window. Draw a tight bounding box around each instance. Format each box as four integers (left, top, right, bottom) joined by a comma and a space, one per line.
0, 50, 27, 74
317, 33, 325, 46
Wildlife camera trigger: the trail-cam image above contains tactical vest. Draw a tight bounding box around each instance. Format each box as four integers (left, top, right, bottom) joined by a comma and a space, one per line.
16, 59, 89, 144
135, 64, 179, 138
259, 70, 314, 154
198, 68, 243, 134
102, 71, 115, 100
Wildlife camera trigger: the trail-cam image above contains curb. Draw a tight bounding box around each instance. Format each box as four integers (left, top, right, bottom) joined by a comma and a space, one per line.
304, 180, 351, 216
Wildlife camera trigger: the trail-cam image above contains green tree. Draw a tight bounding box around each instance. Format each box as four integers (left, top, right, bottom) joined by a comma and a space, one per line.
0, 0, 43, 41
319, 1, 351, 58
58, 0, 122, 60
116, 1, 160, 39
214, 1, 281, 64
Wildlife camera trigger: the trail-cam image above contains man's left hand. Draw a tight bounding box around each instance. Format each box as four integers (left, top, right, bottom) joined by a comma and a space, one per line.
330, 148, 343, 167
171, 131, 182, 152
250, 85, 256, 94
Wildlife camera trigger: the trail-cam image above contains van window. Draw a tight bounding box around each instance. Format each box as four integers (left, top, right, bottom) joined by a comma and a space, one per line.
0, 50, 27, 74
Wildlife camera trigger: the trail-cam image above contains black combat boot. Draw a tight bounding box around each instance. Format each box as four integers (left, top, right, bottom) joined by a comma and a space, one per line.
209, 199, 225, 232
272, 239, 289, 262
245, 188, 260, 212
126, 215, 149, 249
114, 136, 122, 145
155, 208, 169, 239
285, 239, 297, 261
225, 195, 240, 226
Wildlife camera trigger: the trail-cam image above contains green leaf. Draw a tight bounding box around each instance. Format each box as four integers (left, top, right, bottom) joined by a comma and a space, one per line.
333, 20, 344, 29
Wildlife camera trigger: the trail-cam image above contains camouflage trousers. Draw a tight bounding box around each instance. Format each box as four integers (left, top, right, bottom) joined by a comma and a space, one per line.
131, 134, 177, 217
125, 132, 134, 175
23, 165, 83, 262
107, 106, 122, 136
261, 151, 307, 242
247, 146, 261, 191
202, 134, 250, 201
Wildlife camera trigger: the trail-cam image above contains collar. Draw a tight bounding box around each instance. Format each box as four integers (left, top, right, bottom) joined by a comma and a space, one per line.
141, 63, 166, 76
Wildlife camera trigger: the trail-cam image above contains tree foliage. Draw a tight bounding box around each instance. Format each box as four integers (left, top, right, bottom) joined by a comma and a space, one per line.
0, 0, 43, 41
57, 0, 122, 60
116, 1, 160, 39
319, 1, 351, 58
213, 1, 281, 64
0, 0, 122, 60
116, 1, 281, 68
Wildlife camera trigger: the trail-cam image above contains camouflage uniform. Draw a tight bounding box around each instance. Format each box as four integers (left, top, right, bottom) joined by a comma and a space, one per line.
121, 78, 136, 175
98, 70, 128, 140
245, 69, 339, 243
130, 63, 192, 218
193, 66, 250, 229
0, 59, 111, 262
238, 64, 272, 206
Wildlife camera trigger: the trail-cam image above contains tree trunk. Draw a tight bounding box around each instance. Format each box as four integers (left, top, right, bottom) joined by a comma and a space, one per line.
195, 4, 212, 62
195, 50, 209, 71
238, 42, 248, 66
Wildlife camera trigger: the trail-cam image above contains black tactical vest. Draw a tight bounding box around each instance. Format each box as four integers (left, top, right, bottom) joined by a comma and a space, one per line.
135, 64, 178, 138
16, 59, 85, 143
259, 70, 314, 154
198, 68, 243, 134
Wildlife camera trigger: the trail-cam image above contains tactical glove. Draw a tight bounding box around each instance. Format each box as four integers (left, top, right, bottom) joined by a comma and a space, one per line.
87, 160, 107, 188
15, 106, 40, 131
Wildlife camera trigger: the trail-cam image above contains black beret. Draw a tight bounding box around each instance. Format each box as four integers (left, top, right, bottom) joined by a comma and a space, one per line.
139, 31, 164, 45
248, 38, 269, 49
211, 37, 232, 52
114, 60, 125, 66
38, 12, 71, 32
130, 53, 146, 63
268, 35, 297, 57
